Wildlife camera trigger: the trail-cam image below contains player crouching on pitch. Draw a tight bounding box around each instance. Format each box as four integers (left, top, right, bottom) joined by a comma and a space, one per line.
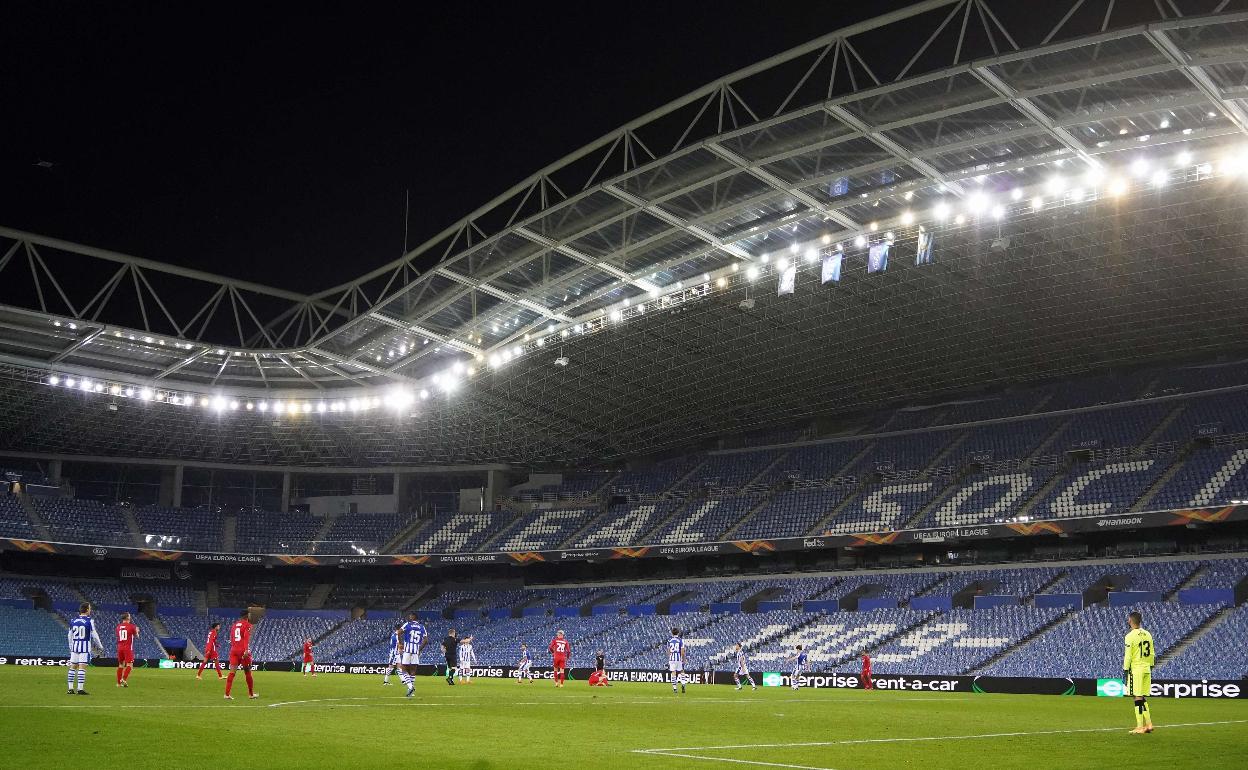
1123, 610, 1156, 734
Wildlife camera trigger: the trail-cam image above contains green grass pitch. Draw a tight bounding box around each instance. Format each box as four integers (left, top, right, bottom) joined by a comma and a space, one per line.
3, 667, 1246, 769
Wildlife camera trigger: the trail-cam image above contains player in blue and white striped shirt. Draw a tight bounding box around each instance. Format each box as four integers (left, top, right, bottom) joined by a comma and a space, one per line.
382, 624, 402, 686
785, 645, 809, 691
516, 644, 533, 684
666, 628, 687, 694
732, 643, 757, 691
397, 613, 428, 698
67, 603, 103, 695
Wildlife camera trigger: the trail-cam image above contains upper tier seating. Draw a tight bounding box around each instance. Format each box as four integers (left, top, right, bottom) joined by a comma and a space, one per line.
34, 498, 131, 546
134, 506, 223, 552
0, 495, 36, 539
234, 510, 321, 553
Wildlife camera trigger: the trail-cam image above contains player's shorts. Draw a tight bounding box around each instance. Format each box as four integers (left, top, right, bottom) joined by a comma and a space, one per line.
518, 662, 531, 674
204, 649, 218, 660
552, 655, 567, 669
117, 648, 134, 664
68, 652, 90, 665
386, 650, 398, 665
1129, 667, 1152, 698
400, 651, 421, 666
229, 650, 252, 668
668, 661, 684, 673
736, 667, 749, 676
303, 656, 314, 664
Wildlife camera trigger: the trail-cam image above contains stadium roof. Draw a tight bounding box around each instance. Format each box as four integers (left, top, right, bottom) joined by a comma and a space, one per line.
4, 0, 1248, 467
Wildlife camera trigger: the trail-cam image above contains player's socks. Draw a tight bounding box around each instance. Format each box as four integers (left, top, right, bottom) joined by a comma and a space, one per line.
67, 670, 75, 693
1140, 699, 1152, 729
76, 669, 86, 692
225, 672, 235, 696
116, 668, 123, 684
1134, 700, 1145, 728
244, 669, 255, 697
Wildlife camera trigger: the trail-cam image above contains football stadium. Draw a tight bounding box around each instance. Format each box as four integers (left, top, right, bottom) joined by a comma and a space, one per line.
3, 1, 1248, 768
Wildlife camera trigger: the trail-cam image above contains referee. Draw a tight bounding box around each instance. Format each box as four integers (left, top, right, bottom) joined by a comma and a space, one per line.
442, 628, 458, 685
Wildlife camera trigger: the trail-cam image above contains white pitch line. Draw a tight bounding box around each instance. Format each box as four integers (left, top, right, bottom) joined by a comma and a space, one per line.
633, 719, 1248, 765
635, 751, 836, 770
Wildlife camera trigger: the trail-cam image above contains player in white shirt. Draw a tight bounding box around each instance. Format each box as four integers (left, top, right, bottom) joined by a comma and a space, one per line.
666, 628, 687, 694
456, 636, 476, 683
732, 643, 757, 691
66, 603, 103, 695
516, 644, 534, 684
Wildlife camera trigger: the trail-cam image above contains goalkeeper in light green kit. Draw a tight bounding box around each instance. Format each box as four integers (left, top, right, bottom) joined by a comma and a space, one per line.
1123, 610, 1155, 734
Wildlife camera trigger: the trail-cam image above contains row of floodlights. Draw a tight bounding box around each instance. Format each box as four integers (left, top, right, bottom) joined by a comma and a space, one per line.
45, 374, 460, 416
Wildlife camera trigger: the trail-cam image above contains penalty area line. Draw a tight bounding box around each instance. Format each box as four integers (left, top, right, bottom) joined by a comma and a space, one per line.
632, 719, 1248, 767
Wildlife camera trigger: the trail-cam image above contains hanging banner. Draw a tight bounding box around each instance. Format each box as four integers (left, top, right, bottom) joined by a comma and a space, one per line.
822, 251, 842, 283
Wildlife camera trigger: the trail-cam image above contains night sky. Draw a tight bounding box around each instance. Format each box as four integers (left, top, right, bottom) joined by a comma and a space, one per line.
1, 1, 916, 294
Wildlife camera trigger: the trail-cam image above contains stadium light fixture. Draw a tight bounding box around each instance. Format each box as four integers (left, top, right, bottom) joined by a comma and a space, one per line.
124, 387, 135, 397
48, 375, 60, 386
746, 265, 760, 281
139, 388, 154, 401
93, 383, 104, 393
303, 402, 313, 413
777, 257, 789, 271
64, 377, 77, 388
79, 378, 92, 391
230, 399, 242, 410
804, 248, 818, 263
954, 214, 966, 225
1044, 176, 1066, 196
900, 210, 914, 225
257, 401, 268, 412
760, 254, 770, 264
1030, 196, 1044, 211
1010, 188, 1023, 201
716, 277, 727, 287
212, 396, 226, 412
245, 402, 254, 411
1068, 187, 1085, 203
1176, 150, 1192, 166
854, 235, 867, 248
1084, 166, 1105, 187
991, 204, 1005, 219
109, 385, 121, 396
1151, 170, 1168, 187
789, 243, 798, 254
821, 233, 831, 245
967, 192, 989, 215
1108, 178, 1128, 197
869, 221, 879, 231
1130, 158, 1150, 177
933, 201, 951, 220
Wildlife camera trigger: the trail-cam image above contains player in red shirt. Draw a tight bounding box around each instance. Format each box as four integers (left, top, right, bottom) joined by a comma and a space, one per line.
197, 622, 224, 680
861, 651, 873, 690
115, 612, 139, 687
302, 638, 316, 678
548, 629, 570, 688
224, 608, 257, 700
